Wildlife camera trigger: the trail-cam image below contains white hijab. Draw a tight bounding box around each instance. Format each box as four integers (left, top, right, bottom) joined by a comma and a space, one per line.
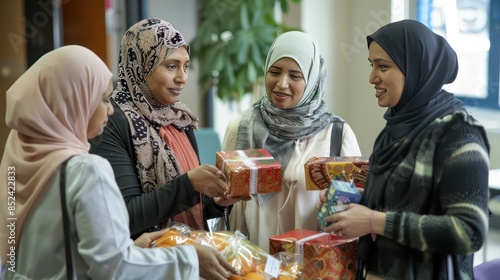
236, 31, 340, 206
263, 31, 323, 108
0, 45, 112, 266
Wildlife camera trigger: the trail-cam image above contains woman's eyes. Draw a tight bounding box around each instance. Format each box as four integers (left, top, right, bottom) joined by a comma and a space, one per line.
369, 63, 388, 71
166, 64, 189, 71
269, 71, 302, 79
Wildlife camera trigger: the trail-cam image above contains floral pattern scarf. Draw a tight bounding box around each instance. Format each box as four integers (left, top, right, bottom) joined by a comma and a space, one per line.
113, 19, 199, 200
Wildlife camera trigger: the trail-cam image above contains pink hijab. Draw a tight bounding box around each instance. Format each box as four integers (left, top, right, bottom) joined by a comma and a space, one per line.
0, 45, 112, 266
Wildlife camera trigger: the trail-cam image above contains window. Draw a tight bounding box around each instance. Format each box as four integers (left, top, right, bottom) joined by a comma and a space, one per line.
417, 0, 499, 110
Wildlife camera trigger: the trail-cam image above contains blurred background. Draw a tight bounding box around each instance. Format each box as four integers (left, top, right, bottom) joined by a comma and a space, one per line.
1, 0, 499, 164
1, 0, 499, 264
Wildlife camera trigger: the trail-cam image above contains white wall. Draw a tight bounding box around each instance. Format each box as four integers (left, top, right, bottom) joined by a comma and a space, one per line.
300, 0, 389, 157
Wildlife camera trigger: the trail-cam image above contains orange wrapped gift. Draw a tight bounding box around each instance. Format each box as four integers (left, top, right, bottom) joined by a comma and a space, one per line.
216, 149, 282, 197
305, 156, 369, 190
269, 229, 358, 280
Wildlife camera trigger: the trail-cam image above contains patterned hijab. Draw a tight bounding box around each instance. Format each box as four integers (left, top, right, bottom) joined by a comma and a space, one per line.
235, 31, 341, 203
0, 46, 112, 266
113, 18, 199, 192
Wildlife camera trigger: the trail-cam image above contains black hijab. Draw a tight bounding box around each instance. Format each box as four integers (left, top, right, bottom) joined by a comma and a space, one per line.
366, 19, 464, 176
357, 19, 466, 278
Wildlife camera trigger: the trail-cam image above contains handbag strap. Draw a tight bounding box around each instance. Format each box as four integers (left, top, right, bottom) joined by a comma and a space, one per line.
447, 254, 454, 280
60, 155, 76, 279
223, 206, 230, 231
330, 120, 344, 156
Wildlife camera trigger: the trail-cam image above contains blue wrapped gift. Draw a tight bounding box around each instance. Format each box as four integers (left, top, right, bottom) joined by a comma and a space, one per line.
317, 180, 361, 229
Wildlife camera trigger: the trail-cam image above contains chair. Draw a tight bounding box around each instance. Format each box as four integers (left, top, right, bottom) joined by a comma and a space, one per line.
482, 169, 500, 262
194, 127, 222, 166
474, 258, 500, 280
489, 169, 500, 218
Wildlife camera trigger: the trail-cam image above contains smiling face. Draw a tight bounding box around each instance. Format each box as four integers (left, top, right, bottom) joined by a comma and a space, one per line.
146, 47, 190, 105
87, 80, 114, 139
265, 57, 306, 109
368, 41, 405, 108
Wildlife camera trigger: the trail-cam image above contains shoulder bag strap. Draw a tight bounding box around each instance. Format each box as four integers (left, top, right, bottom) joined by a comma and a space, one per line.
447, 254, 454, 280
330, 120, 345, 157
60, 155, 76, 279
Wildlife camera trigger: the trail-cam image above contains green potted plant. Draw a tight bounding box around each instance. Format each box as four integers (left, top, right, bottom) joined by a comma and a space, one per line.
189, 0, 301, 101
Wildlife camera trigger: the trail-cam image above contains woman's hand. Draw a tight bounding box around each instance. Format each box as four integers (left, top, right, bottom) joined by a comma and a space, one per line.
193, 244, 239, 279
315, 188, 329, 211
323, 203, 375, 238
214, 195, 252, 207
134, 229, 168, 248
187, 164, 229, 197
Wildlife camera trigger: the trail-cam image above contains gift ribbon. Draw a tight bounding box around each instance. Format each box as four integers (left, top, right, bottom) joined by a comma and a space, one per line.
295, 232, 330, 266
221, 150, 273, 194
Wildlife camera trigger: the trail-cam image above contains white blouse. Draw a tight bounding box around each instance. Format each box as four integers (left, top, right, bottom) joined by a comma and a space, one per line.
2, 154, 198, 279
222, 117, 362, 251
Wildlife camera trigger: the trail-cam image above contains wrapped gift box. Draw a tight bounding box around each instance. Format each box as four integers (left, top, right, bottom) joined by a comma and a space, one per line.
216, 149, 282, 197
305, 156, 369, 190
270, 228, 358, 280
317, 181, 362, 229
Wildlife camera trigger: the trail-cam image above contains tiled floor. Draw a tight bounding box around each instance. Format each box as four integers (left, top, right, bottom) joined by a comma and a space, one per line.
474, 225, 500, 266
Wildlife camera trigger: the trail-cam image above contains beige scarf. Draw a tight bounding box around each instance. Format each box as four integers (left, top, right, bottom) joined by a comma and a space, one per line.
0, 46, 112, 266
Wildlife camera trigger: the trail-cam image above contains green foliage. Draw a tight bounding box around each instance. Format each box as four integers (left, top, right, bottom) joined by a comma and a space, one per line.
189, 0, 301, 101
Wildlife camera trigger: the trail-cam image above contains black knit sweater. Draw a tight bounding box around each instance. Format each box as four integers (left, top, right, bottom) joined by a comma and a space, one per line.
362, 112, 490, 279
89, 100, 226, 238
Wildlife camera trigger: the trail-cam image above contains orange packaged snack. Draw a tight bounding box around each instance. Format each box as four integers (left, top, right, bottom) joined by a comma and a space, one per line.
154, 226, 205, 248
266, 252, 302, 280
154, 223, 283, 279
224, 232, 270, 277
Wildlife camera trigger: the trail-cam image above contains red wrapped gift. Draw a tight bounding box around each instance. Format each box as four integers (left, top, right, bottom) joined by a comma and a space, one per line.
269, 229, 358, 280
216, 149, 282, 197
305, 156, 369, 190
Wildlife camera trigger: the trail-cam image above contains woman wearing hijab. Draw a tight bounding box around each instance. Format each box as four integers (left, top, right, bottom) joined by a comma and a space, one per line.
320, 20, 490, 279
222, 31, 361, 251
0, 45, 237, 279
90, 18, 239, 238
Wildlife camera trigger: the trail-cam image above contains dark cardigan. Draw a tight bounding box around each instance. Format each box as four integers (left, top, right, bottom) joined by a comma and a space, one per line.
90, 100, 226, 239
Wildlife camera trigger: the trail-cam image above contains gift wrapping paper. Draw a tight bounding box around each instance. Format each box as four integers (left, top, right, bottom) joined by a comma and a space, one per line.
305, 156, 369, 191
215, 149, 282, 197
317, 181, 362, 229
269, 228, 358, 280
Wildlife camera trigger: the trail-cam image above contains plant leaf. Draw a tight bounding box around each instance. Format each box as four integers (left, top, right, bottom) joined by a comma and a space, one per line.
250, 41, 263, 69
280, 0, 288, 13
190, 0, 304, 100
247, 61, 257, 84
236, 35, 250, 64
240, 3, 249, 30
